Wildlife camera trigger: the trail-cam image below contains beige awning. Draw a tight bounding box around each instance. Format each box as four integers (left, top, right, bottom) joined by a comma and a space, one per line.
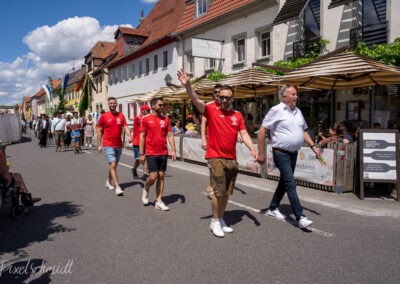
280, 51, 400, 89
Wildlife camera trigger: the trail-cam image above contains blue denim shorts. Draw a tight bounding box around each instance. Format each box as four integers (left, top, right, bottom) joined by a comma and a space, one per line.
104, 147, 123, 164
133, 146, 140, 159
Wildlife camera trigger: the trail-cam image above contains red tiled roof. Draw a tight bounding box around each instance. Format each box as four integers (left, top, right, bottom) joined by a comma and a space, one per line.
116, 27, 148, 38
52, 79, 61, 89
137, 0, 186, 48
23, 96, 31, 103
176, 0, 257, 33
107, 0, 186, 68
86, 41, 116, 60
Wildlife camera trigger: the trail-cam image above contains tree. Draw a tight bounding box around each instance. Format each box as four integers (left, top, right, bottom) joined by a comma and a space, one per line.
355, 38, 400, 66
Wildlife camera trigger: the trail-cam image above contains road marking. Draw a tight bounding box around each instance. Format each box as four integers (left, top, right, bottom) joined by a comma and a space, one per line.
201, 192, 335, 238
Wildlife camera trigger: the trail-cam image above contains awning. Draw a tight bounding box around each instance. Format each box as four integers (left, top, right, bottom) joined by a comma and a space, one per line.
279, 51, 400, 89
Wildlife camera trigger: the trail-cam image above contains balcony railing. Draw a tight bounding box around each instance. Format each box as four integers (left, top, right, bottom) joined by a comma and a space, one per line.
293, 38, 320, 59
350, 21, 387, 49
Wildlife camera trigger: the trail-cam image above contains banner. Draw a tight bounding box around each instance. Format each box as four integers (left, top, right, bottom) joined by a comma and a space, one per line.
266, 145, 334, 186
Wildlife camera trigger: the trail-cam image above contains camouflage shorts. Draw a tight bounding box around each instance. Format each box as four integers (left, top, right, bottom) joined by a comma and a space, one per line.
208, 158, 239, 197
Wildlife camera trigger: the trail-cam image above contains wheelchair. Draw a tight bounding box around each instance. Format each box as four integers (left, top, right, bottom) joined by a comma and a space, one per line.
0, 177, 30, 219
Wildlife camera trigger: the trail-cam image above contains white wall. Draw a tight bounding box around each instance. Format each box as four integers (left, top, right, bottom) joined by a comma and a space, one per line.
321, 0, 343, 53
108, 42, 179, 98
179, 6, 278, 78
389, 0, 400, 42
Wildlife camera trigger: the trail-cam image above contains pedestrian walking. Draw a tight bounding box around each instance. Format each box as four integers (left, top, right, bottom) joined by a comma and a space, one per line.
36, 114, 50, 148
71, 128, 81, 154
97, 97, 131, 196
132, 104, 150, 180
71, 112, 83, 151
139, 97, 176, 211
51, 111, 66, 152
84, 114, 95, 147
177, 69, 257, 238
256, 84, 321, 229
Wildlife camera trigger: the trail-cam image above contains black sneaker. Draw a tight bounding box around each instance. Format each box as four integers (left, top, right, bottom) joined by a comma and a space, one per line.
141, 174, 149, 181
131, 168, 139, 179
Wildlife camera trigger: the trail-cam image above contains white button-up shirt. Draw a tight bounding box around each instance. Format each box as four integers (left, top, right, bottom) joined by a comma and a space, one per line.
261, 102, 307, 152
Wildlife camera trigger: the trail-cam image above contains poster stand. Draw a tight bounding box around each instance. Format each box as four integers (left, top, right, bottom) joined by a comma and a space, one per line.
359, 129, 399, 201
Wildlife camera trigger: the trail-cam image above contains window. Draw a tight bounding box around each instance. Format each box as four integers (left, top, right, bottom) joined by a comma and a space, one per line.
186, 52, 194, 74
109, 72, 113, 85
236, 38, 246, 62
208, 58, 216, 69
131, 64, 135, 78
138, 61, 143, 76
99, 75, 103, 92
153, 54, 158, 72
145, 58, 150, 74
259, 31, 271, 58
196, 0, 210, 17
162, 51, 168, 68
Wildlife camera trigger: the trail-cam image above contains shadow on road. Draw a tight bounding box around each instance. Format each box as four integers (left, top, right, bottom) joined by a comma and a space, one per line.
163, 194, 185, 205
201, 209, 261, 227
0, 202, 82, 257
0, 258, 52, 283
119, 181, 144, 190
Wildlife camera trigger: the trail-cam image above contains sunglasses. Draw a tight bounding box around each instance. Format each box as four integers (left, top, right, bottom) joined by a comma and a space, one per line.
157, 104, 164, 107
214, 90, 220, 94
218, 96, 233, 101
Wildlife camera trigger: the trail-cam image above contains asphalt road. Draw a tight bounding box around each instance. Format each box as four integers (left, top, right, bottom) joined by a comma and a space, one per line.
1, 133, 400, 283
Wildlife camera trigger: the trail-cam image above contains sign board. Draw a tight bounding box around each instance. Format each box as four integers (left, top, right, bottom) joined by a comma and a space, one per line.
192, 37, 223, 59
359, 129, 399, 200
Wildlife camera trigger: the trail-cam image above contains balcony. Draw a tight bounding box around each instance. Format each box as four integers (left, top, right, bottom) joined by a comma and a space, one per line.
350, 21, 387, 49
293, 38, 321, 59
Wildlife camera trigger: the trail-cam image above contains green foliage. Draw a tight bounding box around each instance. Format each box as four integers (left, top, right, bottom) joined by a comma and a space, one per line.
206, 71, 230, 81
52, 88, 67, 116
355, 38, 400, 66
273, 39, 330, 73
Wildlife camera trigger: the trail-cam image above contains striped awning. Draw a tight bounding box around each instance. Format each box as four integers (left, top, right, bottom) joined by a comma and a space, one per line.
280, 51, 400, 89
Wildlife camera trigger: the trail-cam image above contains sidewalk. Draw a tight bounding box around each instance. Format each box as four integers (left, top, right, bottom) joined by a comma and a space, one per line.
165, 158, 400, 218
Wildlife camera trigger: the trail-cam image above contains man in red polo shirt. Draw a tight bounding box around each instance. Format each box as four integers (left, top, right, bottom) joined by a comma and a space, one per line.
97, 97, 131, 196
132, 104, 150, 180
178, 69, 257, 238
139, 97, 176, 211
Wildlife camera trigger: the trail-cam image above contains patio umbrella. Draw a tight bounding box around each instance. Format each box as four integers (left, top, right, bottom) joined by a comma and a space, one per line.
280, 51, 400, 89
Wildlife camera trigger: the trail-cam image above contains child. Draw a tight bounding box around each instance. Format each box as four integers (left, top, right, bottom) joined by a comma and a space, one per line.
71, 128, 81, 154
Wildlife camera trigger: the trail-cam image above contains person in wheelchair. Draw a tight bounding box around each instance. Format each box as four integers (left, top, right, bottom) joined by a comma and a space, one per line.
0, 147, 41, 208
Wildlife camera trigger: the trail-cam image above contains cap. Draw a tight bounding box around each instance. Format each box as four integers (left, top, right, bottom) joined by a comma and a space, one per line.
140, 105, 150, 111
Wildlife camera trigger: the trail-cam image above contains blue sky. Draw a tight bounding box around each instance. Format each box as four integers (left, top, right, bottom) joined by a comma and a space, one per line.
0, 0, 157, 105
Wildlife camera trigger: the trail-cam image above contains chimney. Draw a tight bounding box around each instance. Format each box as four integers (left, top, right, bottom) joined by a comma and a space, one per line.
139, 10, 144, 24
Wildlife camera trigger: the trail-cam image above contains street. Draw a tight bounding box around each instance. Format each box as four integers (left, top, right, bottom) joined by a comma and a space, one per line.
1, 132, 400, 283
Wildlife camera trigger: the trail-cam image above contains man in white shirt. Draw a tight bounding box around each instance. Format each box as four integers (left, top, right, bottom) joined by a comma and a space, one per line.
257, 85, 321, 229
52, 111, 67, 152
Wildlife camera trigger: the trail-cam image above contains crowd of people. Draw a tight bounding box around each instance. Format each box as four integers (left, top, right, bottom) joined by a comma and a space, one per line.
29, 111, 96, 153
5, 72, 399, 236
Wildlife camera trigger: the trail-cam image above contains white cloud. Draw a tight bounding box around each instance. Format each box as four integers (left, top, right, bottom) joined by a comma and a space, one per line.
0, 16, 131, 105
141, 0, 158, 3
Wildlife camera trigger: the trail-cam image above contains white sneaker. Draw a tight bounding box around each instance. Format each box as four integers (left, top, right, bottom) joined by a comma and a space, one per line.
210, 220, 224, 238
219, 219, 234, 233
89, 144, 92, 148
142, 189, 149, 205
298, 216, 313, 228
267, 209, 286, 220
105, 180, 115, 190
85, 143, 88, 147
155, 201, 170, 211
115, 187, 123, 196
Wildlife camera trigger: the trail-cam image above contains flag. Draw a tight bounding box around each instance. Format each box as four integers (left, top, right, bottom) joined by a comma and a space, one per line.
42, 85, 51, 101
28, 108, 31, 120
75, 74, 85, 92
62, 74, 69, 99
78, 75, 91, 116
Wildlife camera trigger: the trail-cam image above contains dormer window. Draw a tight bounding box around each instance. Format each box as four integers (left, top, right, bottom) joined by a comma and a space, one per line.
196, 0, 210, 17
